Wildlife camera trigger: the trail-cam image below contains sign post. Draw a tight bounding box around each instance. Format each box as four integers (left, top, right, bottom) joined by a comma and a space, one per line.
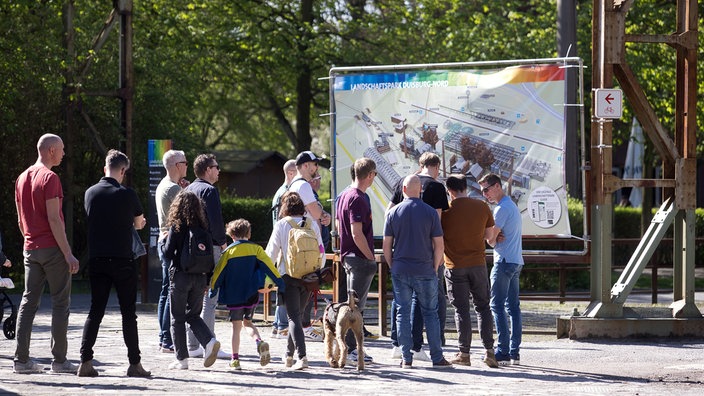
594, 89, 623, 119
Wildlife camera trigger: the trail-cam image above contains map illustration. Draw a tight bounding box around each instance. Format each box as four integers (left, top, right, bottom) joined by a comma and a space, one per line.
331, 63, 572, 237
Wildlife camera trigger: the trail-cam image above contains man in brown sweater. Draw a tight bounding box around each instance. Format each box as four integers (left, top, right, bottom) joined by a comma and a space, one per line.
441, 174, 499, 368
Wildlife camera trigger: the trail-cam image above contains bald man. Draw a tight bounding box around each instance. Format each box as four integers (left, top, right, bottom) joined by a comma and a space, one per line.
382, 175, 451, 369
14, 133, 79, 374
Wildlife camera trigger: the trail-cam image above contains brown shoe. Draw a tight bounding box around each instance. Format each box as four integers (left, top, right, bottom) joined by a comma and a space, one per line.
449, 352, 471, 366
431, 358, 453, 369
77, 360, 99, 377
483, 349, 499, 368
126, 362, 152, 377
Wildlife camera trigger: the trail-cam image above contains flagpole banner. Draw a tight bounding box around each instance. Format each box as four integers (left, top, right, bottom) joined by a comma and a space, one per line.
331, 62, 572, 237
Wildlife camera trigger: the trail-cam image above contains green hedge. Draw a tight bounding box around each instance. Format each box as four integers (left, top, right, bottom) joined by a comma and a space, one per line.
221, 196, 331, 243
221, 197, 276, 243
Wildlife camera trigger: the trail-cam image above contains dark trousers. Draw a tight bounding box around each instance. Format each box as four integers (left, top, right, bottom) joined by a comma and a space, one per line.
283, 275, 309, 359
170, 270, 214, 361
445, 265, 494, 352
80, 257, 141, 364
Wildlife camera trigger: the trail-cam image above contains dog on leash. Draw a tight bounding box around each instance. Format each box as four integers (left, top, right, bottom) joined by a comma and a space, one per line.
322, 290, 365, 371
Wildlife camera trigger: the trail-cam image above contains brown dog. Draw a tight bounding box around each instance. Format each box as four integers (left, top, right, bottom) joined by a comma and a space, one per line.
322, 291, 365, 371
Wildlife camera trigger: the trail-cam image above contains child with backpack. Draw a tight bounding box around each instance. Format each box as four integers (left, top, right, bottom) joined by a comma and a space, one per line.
265, 191, 325, 370
210, 219, 285, 370
162, 191, 222, 370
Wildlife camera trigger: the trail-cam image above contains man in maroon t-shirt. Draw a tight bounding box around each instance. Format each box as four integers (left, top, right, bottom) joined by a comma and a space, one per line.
335, 157, 377, 364
13, 133, 79, 374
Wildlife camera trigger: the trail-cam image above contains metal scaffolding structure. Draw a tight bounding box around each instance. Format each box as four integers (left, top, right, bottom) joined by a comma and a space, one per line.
584, 0, 700, 323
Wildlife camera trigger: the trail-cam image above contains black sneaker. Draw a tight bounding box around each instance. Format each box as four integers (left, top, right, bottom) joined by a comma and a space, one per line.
400, 360, 412, 369
431, 358, 453, 369
363, 326, 379, 340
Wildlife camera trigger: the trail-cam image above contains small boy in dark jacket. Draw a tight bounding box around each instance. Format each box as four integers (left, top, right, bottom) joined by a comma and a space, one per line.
211, 219, 285, 370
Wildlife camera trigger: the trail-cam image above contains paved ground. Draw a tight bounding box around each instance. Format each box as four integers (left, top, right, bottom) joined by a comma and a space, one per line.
1, 292, 703, 395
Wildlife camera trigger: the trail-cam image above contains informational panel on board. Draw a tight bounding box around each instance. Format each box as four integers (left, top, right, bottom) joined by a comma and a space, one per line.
330, 62, 572, 238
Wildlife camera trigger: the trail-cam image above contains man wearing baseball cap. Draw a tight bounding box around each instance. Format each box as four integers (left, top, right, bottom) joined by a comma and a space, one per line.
288, 151, 331, 228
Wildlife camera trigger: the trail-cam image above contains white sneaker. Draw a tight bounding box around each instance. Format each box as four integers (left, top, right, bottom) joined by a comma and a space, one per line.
169, 359, 188, 370
0, 277, 15, 289
50, 359, 77, 374
203, 338, 220, 368
391, 346, 402, 359
217, 349, 230, 359
413, 349, 431, 362
283, 355, 294, 368
303, 326, 323, 342
291, 357, 308, 370
274, 328, 289, 339
188, 347, 204, 358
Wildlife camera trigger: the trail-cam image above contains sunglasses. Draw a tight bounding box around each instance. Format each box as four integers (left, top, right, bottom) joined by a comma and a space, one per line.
209, 165, 220, 170
481, 183, 496, 194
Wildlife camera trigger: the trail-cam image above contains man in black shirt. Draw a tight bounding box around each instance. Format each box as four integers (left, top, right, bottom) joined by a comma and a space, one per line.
79, 149, 150, 377
388, 152, 450, 360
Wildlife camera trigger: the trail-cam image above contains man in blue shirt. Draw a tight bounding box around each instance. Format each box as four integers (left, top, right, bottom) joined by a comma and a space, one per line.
479, 173, 524, 366
383, 175, 451, 369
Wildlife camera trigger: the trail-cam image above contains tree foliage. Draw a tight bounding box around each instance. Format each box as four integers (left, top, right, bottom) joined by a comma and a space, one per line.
0, 0, 702, 277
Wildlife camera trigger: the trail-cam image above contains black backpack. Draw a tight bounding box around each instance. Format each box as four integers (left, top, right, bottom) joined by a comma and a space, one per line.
179, 226, 215, 274
269, 177, 307, 219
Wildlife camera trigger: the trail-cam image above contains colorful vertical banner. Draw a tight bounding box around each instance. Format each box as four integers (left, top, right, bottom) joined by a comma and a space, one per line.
146, 139, 171, 303
331, 63, 572, 237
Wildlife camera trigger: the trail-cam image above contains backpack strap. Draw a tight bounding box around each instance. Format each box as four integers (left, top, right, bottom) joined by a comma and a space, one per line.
285, 216, 300, 229
285, 216, 310, 229
287, 178, 307, 191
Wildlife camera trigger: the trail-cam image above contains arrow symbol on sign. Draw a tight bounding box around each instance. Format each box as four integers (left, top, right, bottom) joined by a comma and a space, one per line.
605, 93, 614, 104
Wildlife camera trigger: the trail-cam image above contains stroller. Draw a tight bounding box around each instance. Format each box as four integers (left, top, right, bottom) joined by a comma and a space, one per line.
0, 275, 17, 339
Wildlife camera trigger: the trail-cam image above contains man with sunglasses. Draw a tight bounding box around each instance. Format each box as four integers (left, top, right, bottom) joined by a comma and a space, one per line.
478, 173, 524, 366
183, 154, 228, 358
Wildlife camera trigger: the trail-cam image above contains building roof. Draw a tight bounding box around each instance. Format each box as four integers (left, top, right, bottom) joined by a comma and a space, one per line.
213, 150, 288, 173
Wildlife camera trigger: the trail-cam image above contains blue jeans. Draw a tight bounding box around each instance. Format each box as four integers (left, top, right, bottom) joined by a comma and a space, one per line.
274, 298, 288, 331
490, 261, 523, 357
389, 297, 423, 351
157, 240, 173, 346
391, 273, 444, 364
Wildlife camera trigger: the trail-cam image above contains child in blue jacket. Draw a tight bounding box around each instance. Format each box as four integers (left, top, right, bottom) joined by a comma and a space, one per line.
211, 219, 285, 370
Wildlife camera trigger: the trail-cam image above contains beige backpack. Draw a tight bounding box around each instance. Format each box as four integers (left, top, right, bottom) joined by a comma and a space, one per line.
284, 216, 322, 279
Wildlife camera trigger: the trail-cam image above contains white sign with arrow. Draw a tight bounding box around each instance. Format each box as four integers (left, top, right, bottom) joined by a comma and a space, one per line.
594, 88, 623, 119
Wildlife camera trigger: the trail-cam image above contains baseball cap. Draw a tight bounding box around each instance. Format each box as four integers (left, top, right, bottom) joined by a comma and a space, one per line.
295, 151, 322, 166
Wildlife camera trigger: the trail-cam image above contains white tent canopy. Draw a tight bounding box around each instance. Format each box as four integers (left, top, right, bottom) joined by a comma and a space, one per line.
623, 118, 644, 207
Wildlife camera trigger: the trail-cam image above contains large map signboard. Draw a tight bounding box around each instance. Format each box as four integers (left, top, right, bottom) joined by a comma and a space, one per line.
330, 61, 573, 238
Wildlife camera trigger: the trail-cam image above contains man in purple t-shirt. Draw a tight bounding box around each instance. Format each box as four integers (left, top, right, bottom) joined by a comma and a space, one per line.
335, 157, 377, 364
